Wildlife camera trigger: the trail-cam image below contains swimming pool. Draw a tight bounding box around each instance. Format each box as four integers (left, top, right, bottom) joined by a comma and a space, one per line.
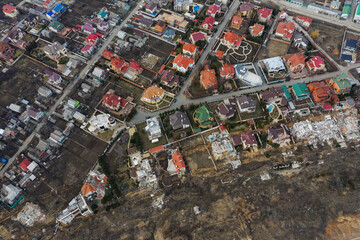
267, 104, 275, 113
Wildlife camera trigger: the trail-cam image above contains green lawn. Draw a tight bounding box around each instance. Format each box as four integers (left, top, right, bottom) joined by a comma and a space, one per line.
135, 122, 168, 151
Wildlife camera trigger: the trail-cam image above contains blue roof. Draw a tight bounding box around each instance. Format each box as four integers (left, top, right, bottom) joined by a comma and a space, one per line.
53, 3, 65, 13
46, 11, 53, 16
341, 53, 353, 61
345, 38, 358, 49
164, 29, 175, 36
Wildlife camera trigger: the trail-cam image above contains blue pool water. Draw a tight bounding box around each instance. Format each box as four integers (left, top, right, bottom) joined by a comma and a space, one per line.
267, 104, 274, 113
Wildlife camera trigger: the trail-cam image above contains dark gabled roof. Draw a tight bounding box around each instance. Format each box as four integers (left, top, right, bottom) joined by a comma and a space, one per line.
345, 38, 358, 49
169, 111, 190, 130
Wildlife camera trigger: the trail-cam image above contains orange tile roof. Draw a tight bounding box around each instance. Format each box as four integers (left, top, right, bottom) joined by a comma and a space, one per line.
149, 145, 164, 153
183, 43, 197, 54
142, 86, 165, 101
172, 151, 186, 172
200, 65, 217, 89
216, 50, 224, 59
223, 32, 243, 46
173, 54, 194, 69
3, 4, 16, 14
250, 23, 264, 36
231, 15, 243, 26
220, 64, 234, 77
81, 183, 97, 196
276, 22, 295, 39
287, 53, 305, 67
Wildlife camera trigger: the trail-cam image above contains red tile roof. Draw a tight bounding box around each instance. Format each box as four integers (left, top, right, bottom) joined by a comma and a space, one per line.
250, 23, 264, 36
231, 15, 243, 27
173, 54, 194, 69
276, 22, 295, 39
102, 50, 115, 60
216, 50, 224, 59
258, 8, 272, 20
206, 4, 221, 15
201, 16, 215, 29
190, 31, 206, 42
129, 61, 142, 72
307, 56, 325, 70
223, 32, 243, 46
220, 64, 234, 78
183, 43, 197, 54
200, 65, 217, 89
102, 92, 127, 110
172, 151, 186, 172
3, 4, 16, 14
111, 57, 128, 72
19, 158, 31, 172
149, 145, 164, 153
81, 183, 97, 196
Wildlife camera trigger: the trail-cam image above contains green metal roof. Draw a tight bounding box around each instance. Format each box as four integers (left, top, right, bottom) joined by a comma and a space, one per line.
332, 73, 351, 89
194, 105, 214, 123
49, 21, 64, 30
281, 85, 292, 100
342, 4, 352, 15
357, 3, 360, 16
292, 83, 309, 97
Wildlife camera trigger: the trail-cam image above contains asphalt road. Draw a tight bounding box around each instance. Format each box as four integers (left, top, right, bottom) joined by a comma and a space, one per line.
0, 4, 142, 176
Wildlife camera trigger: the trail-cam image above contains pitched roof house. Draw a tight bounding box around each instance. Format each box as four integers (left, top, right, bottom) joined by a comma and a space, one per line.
86, 33, 99, 45
102, 50, 115, 60
307, 81, 333, 103
3, 4, 18, 18
101, 89, 128, 111
201, 16, 215, 30
167, 151, 186, 175
258, 8, 272, 22
292, 83, 310, 100
173, 54, 194, 73
275, 22, 295, 41
43, 41, 67, 60
193, 105, 214, 128
240, 132, 258, 150
110, 57, 129, 73
306, 56, 326, 73
161, 70, 179, 87
237, 95, 257, 113
267, 124, 291, 145
294, 16, 312, 30
219, 64, 235, 79
190, 31, 207, 44
141, 86, 165, 103
155, 20, 166, 32
170, 111, 190, 130
206, 4, 221, 17
221, 32, 243, 48
231, 15, 243, 29
182, 43, 198, 57
283, 52, 305, 73
216, 98, 237, 120
249, 23, 265, 37
239, 2, 254, 18
200, 65, 217, 90
293, 32, 309, 49
328, 73, 352, 94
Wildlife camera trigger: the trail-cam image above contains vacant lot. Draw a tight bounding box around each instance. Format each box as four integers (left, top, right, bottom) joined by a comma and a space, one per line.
256, 40, 290, 60
309, 20, 345, 63
0, 57, 47, 108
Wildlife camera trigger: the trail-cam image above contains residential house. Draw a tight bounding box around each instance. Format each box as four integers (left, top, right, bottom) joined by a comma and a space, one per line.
2, 4, 18, 18
306, 56, 326, 73
128, 61, 143, 75
48, 21, 65, 33
341, 38, 358, 63
341, 2, 352, 19
139, 17, 153, 29
344, 38, 358, 52
145, 2, 158, 14
174, 0, 193, 12
110, 57, 129, 74
231, 15, 243, 29
43, 42, 67, 61
275, 22, 295, 41
267, 124, 291, 145
97, 21, 110, 32
240, 132, 258, 151
216, 98, 237, 120
102, 50, 115, 60
283, 52, 306, 73
97, 8, 109, 20
279, 11, 288, 21
6, 28, 29, 49
0, 182, 22, 207
38, 86, 52, 98
206, 4, 221, 17
258, 8, 272, 23
263, 56, 286, 73
167, 151, 186, 175
101, 89, 128, 111
27, 107, 44, 121
161, 70, 179, 88
169, 111, 190, 130
163, 28, 175, 41
221, 32, 243, 48
141, 86, 165, 104
190, 31, 207, 44
193, 105, 214, 128
86, 33, 99, 46
88, 113, 116, 132
291, 83, 310, 100
158, 12, 189, 31
249, 23, 265, 37
219, 64, 235, 79
234, 65, 262, 86
24, 14, 40, 27
328, 73, 352, 94
200, 65, 217, 90
46, 3, 68, 20
237, 95, 257, 113
330, 0, 341, 9
307, 81, 334, 103
82, 23, 96, 35
182, 43, 197, 58
294, 16, 312, 30
210, 137, 235, 160
155, 21, 166, 33
239, 2, 254, 18
259, 86, 285, 103
47, 71, 62, 85
81, 45, 95, 57
200, 16, 215, 31
145, 117, 162, 140
293, 32, 309, 49
92, 67, 106, 80
173, 54, 194, 73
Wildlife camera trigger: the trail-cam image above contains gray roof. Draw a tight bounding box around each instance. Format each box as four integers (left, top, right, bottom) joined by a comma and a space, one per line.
169, 111, 190, 130
237, 96, 257, 111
